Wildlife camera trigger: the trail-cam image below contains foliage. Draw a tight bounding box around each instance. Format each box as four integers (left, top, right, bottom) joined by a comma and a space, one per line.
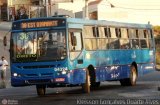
154, 26, 160, 65
153, 26, 160, 34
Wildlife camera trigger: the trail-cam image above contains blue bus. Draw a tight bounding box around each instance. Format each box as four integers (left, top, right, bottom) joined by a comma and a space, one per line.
7, 16, 155, 95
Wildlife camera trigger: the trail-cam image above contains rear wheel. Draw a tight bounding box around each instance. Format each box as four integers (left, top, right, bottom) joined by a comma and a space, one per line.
120, 65, 137, 86
36, 85, 46, 96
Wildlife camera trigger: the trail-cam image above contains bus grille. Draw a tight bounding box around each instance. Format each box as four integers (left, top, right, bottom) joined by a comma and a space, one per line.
25, 73, 53, 77
27, 79, 50, 84
17, 65, 56, 69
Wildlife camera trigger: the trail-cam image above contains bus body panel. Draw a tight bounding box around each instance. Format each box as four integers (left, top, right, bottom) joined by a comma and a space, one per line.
10, 17, 155, 87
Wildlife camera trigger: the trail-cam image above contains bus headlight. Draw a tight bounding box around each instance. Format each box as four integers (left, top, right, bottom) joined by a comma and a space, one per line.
62, 70, 67, 75
12, 73, 21, 77
13, 73, 18, 77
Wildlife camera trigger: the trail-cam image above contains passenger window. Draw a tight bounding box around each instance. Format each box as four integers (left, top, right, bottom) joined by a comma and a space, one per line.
109, 39, 120, 49
136, 30, 139, 38
139, 29, 144, 38
110, 27, 117, 38
104, 27, 111, 38
120, 28, 130, 49
97, 39, 109, 50
115, 28, 121, 38
84, 26, 94, 38
128, 29, 136, 38
92, 27, 99, 37
131, 39, 139, 49
84, 39, 97, 50
99, 27, 105, 38
140, 39, 148, 48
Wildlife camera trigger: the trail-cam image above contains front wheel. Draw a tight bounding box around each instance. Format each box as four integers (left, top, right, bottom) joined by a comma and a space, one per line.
120, 65, 137, 86
82, 69, 90, 93
36, 85, 46, 96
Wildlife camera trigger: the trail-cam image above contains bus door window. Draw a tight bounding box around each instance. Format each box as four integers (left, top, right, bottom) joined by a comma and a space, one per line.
69, 30, 83, 60
69, 31, 82, 51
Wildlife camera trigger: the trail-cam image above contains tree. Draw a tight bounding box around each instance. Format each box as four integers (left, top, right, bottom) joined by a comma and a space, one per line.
153, 26, 160, 36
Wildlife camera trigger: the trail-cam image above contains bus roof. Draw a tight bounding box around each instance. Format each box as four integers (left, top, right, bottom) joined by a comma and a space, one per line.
66, 18, 152, 29
12, 17, 152, 30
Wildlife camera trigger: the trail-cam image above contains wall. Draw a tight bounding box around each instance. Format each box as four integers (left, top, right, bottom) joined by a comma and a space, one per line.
51, 0, 85, 17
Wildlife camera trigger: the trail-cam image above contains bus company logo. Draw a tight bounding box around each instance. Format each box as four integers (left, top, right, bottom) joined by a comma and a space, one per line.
1, 99, 7, 105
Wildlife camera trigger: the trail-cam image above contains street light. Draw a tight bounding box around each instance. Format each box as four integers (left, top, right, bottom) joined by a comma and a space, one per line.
85, 0, 89, 19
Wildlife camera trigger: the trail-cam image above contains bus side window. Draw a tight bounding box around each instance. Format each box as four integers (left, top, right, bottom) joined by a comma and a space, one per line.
92, 27, 99, 37
139, 29, 148, 49
149, 29, 154, 49
129, 29, 140, 49
109, 27, 120, 49
115, 28, 121, 38
120, 28, 130, 49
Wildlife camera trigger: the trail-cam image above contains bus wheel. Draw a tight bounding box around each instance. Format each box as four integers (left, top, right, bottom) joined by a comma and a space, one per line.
36, 85, 46, 96
130, 65, 137, 86
82, 69, 90, 93
91, 82, 100, 88
120, 65, 137, 86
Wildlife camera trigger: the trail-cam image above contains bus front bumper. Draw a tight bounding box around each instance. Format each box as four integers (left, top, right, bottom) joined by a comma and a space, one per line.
11, 76, 70, 87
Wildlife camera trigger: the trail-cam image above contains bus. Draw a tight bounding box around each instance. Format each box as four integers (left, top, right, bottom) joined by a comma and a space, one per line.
6, 16, 155, 96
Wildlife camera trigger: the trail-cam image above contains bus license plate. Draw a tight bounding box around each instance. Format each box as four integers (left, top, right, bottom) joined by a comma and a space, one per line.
55, 78, 65, 82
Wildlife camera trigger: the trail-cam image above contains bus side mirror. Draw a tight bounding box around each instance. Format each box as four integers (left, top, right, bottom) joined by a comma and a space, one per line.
3, 36, 7, 46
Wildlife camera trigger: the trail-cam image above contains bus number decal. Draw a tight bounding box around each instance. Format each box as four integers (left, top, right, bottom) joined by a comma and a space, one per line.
19, 33, 28, 40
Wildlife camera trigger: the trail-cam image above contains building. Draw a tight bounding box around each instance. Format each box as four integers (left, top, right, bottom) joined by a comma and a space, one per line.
0, 0, 7, 21
1, 0, 154, 24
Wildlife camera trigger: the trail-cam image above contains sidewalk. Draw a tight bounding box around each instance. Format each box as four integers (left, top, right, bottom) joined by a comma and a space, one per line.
0, 21, 11, 41
0, 21, 12, 29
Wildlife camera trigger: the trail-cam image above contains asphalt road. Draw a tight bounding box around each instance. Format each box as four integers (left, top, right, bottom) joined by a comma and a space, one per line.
0, 70, 160, 105
0, 81, 159, 105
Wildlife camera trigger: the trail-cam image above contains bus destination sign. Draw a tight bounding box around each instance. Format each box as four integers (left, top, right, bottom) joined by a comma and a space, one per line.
21, 20, 59, 29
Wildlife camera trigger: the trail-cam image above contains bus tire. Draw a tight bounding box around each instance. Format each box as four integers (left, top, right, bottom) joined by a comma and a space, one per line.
91, 82, 100, 88
82, 69, 90, 93
120, 65, 137, 86
36, 85, 46, 96
88, 65, 100, 88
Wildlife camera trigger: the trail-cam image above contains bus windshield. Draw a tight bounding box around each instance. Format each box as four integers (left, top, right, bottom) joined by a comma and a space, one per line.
11, 30, 67, 62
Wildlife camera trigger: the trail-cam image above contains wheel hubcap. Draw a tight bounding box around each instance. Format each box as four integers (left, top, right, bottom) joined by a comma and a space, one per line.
131, 66, 137, 83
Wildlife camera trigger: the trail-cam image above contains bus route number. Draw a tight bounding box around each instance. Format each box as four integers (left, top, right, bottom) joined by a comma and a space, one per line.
19, 33, 28, 40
